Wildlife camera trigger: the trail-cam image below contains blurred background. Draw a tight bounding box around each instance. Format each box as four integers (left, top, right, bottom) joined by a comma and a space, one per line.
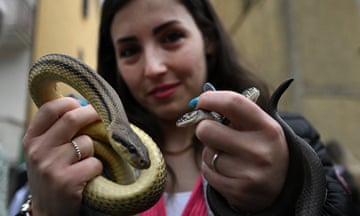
0, 0, 359, 215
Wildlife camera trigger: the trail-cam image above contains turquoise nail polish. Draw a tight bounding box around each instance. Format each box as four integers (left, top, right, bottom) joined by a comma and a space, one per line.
188, 83, 216, 108
77, 99, 89, 106
188, 97, 199, 108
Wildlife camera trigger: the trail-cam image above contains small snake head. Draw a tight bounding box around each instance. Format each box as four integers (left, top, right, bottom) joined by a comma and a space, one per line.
110, 127, 151, 169
242, 87, 260, 102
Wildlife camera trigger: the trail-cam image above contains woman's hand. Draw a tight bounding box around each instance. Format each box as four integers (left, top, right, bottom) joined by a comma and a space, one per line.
196, 91, 289, 212
23, 97, 103, 216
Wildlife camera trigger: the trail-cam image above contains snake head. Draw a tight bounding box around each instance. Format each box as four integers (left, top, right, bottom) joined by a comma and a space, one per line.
110, 126, 151, 169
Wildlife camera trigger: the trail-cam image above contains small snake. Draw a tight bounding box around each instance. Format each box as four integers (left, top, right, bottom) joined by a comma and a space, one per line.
176, 79, 326, 215
176, 83, 260, 127
28, 53, 167, 215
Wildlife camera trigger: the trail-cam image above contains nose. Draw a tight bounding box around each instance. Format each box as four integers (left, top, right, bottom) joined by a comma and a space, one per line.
143, 46, 167, 77
140, 158, 150, 169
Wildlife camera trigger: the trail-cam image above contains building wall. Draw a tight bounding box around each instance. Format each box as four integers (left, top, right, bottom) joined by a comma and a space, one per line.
0, 0, 35, 164
28, 0, 102, 120
212, 0, 360, 181
32, 0, 101, 64
4, 0, 101, 210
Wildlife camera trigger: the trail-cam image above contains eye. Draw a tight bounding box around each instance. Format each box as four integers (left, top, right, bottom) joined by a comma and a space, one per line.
128, 145, 137, 154
119, 45, 141, 58
162, 31, 184, 44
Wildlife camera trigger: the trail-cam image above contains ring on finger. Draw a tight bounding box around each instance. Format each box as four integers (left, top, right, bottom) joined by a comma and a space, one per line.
71, 140, 82, 161
211, 152, 221, 172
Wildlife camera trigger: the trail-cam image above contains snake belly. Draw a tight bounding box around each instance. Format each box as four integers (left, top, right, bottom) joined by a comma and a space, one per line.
28, 53, 167, 215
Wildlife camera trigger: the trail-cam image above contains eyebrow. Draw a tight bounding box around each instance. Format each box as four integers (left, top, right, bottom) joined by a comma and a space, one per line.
153, 20, 180, 35
116, 36, 136, 44
115, 20, 180, 44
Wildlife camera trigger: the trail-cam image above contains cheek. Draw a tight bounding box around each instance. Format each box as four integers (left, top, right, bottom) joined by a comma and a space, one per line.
178, 48, 207, 83
117, 65, 143, 97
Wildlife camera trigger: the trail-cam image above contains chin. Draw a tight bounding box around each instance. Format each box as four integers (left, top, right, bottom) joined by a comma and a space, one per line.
155, 106, 189, 122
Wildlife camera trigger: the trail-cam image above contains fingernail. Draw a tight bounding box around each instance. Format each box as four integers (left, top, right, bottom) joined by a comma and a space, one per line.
77, 99, 89, 106
188, 97, 199, 108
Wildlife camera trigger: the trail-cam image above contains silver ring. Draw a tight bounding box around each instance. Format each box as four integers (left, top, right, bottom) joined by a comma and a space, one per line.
211, 152, 220, 172
71, 140, 82, 161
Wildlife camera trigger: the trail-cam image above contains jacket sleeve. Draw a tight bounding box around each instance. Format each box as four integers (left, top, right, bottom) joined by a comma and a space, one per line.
206, 112, 350, 216
281, 112, 350, 215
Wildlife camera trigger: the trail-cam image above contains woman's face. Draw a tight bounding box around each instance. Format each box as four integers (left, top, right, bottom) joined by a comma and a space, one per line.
110, 0, 209, 121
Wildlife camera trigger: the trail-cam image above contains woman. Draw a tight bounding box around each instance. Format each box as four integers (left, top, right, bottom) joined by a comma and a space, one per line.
21, 0, 349, 215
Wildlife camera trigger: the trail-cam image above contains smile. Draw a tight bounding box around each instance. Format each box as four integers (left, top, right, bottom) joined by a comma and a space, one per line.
148, 82, 180, 100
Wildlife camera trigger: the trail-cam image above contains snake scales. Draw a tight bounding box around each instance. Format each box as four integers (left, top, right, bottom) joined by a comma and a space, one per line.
29, 53, 326, 215
268, 79, 326, 215
28, 53, 167, 215
176, 79, 327, 215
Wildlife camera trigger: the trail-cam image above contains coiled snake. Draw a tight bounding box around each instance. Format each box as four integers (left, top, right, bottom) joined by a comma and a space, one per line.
176, 79, 327, 215
28, 53, 167, 215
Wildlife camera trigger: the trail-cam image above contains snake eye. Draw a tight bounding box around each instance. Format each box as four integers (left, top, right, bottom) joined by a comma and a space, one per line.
128, 145, 137, 154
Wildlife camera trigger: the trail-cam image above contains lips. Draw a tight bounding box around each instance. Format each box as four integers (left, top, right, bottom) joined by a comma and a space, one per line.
148, 82, 180, 99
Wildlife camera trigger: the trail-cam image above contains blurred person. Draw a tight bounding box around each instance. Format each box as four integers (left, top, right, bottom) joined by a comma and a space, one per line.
7, 162, 29, 216
326, 140, 360, 216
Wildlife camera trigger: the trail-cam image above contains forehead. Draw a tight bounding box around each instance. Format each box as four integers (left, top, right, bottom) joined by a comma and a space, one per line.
111, 0, 196, 37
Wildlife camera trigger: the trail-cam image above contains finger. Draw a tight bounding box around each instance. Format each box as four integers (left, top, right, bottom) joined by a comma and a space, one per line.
202, 147, 224, 176
44, 105, 100, 146
201, 160, 254, 208
202, 156, 237, 189
25, 135, 95, 172
196, 91, 270, 130
203, 146, 250, 178
67, 157, 103, 184
202, 157, 282, 211
26, 97, 81, 138
202, 146, 219, 170
67, 135, 95, 164
196, 119, 261, 155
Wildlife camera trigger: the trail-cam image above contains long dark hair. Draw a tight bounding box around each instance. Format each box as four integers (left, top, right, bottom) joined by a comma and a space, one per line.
97, 0, 269, 146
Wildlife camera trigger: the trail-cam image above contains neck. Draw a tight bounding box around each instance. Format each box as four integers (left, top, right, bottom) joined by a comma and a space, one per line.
163, 141, 193, 155
159, 120, 195, 156
158, 120, 201, 193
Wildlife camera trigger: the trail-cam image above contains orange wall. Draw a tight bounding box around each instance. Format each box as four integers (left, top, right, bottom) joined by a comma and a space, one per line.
27, 0, 101, 121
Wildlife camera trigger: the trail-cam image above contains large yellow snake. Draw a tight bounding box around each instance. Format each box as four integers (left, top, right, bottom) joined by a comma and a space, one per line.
28, 53, 167, 215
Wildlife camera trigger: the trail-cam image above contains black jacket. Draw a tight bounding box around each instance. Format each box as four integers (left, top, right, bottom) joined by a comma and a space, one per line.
207, 112, 350, 216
